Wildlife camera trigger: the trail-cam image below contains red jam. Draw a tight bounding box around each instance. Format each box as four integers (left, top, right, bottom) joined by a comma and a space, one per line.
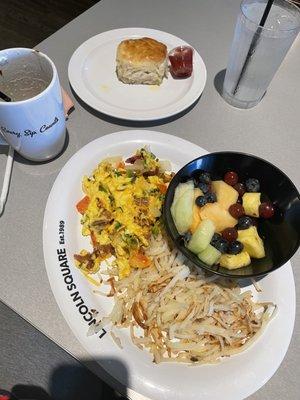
168, 46, 193, 78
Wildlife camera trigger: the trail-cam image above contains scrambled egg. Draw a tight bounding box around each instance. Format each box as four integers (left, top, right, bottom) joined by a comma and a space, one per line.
74, 148, 172, 278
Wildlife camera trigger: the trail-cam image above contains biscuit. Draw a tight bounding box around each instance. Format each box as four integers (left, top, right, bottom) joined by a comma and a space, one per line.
116, 37, 167, 85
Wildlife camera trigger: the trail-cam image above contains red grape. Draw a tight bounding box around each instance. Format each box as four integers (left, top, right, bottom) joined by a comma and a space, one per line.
233, 182, 246, 197
259, 202, 274, 218
169, 46, 193, 78
229, 203, 245, 218
222, 227, 238, 242
224, 171, 238, 186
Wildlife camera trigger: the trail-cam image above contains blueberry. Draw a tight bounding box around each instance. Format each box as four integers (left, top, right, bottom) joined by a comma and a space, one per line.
198, 171, 211, 184
228, 240, 244, 255
195, 195, 207, 207
210, 233, 229, 254
205, 192, 217, 203
245, 178, 260, 192
211, 233, 222, 246
237, 216, 253, 230
198, 182, 210, 194
214, 238, 229, 254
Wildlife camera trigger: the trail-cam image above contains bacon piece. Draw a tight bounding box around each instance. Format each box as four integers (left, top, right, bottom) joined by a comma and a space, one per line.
74, 253, 91, 263
96, 244, 115, 258
125, 155, 142, 164
143, 167, 159, 177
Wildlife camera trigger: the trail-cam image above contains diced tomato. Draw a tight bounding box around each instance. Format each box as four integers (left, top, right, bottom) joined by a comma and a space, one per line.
158, 183, 167, 194
129, 252, 151, 269
76, 195, 90, 214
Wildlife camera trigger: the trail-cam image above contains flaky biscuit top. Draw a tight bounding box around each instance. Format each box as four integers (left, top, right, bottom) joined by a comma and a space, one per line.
116, 37, 167, 64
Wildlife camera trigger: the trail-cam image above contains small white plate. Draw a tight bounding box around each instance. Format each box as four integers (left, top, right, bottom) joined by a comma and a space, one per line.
68, 28, 207, 121
43, 131, 295, 400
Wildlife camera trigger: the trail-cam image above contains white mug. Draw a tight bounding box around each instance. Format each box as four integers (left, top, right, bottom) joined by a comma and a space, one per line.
0, 48, 66, 161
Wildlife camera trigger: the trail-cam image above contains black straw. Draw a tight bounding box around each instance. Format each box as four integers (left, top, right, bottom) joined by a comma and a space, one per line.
0, 90, 11, 102
232, 0, 274, 95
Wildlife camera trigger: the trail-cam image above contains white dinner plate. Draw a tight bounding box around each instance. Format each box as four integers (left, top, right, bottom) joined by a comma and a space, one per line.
68, 28, 207, 121
43, 130, 295, 400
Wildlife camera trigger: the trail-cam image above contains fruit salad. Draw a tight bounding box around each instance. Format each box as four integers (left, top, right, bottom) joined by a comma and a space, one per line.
170, 170, 275, 270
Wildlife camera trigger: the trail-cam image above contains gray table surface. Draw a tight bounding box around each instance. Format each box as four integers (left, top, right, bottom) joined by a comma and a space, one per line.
0, 300, 124, 399
0, 0, 299, 399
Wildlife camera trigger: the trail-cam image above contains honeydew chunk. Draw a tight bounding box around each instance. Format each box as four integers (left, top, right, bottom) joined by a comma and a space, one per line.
187, 219, 215, 254
190, 207, 202, 234
172, 183, 195, 234
198, 244, 221, 266
171, 180, 194, 219
190, 188, 204, 234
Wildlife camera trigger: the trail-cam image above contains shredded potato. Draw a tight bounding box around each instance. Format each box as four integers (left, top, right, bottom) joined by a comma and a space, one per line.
93, 234, 276, 364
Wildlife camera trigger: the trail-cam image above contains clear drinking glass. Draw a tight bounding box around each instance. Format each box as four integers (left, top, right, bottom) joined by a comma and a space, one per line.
223, 0, 300, 109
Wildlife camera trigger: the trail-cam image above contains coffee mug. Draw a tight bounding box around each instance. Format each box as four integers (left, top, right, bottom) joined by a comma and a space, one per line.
0, 48, 66, 161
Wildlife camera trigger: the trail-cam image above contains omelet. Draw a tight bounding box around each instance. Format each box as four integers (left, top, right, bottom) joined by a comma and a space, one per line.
74, 148, 173, 278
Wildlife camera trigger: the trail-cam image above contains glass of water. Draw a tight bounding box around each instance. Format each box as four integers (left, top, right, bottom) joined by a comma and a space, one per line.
223, 0, 300, 109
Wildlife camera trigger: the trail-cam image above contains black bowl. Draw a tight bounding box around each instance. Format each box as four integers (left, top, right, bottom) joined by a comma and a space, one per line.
163, 152, 300, 278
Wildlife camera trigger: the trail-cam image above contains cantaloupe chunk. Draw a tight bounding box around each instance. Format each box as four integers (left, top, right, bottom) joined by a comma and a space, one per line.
199, 203, 237, 232
211, 180, 239, 210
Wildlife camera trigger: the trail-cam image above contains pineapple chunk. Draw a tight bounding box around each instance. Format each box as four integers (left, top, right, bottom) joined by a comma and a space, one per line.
211, 180, 239, 210
242, 193, 261, 217
219, 251, 251, 270
199, 202, 237, 232
238, 226, 265, 258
